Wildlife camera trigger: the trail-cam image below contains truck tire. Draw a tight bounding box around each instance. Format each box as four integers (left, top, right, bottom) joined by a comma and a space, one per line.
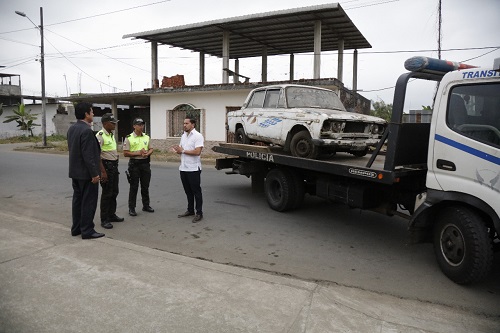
433, 206, 493, 284
235, 128, 250, 144
290, 130, 318, 159
265, 168, 302, 212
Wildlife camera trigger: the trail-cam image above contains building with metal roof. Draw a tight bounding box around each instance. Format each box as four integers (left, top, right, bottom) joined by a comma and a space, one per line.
123, 3, 370, 88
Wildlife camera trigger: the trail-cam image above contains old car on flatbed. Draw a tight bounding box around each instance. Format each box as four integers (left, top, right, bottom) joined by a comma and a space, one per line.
227, 84, 387, 159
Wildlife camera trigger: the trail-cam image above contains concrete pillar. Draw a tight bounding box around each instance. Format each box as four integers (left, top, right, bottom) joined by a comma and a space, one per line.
151, 41, 158, 88
289, 54, 294, 81
222, 31, 230, 84
353, 49, 358, 92
313, 20, 322, 79
199, 52, 205, 86
262, 46, 268, 82
337, 39, 344, 83
234, 59, 240, 83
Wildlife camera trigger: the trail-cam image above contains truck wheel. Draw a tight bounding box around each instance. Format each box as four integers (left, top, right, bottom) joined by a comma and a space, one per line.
265, 168, 301, 212
433, 206, 493, 284
287, 169, 305, 209
235, 128, 250, 144
290, 130, 318, 159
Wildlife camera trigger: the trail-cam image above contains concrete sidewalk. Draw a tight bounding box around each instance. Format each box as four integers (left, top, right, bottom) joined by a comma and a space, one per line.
0, 211, 498, 333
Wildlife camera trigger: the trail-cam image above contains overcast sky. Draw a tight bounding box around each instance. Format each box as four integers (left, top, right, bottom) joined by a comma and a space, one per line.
1, 0, 499, 110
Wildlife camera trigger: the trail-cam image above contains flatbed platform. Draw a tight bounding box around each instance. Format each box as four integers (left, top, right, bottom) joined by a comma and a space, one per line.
212, 143, 426, 185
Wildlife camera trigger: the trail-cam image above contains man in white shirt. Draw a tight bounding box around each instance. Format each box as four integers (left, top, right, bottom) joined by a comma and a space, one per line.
172, 117, 204, 223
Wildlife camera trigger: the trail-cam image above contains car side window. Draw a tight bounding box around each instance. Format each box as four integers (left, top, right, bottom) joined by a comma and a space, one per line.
247, 90, 266, 108
447, 84, 500, 148
263, 89, 280, 108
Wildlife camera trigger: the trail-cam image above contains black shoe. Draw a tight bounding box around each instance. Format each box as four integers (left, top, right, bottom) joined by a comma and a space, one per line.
192, 214, 203, 223
142, 206, 154, 213
82, 232, 105, 239
178, 211, 195, 218
129, 208, 137, 216
101, 221, 113, 229
109, 214, 124, 222
71, 230, 81, 237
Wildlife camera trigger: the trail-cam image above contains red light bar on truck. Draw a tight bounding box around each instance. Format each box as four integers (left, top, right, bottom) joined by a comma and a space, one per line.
404, 56, 476, 75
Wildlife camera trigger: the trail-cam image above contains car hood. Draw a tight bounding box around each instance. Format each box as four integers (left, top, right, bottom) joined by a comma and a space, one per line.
294, 108, 387, 124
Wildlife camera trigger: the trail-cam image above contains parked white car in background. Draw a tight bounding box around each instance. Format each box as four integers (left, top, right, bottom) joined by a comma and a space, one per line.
227, 84, 387, 159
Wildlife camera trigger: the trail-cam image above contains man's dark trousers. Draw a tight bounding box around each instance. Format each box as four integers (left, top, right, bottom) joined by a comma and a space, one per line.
100, 161, 119, 222
180, 169, 203, 215
128, 160, 151, 209
71, 179, 98, 236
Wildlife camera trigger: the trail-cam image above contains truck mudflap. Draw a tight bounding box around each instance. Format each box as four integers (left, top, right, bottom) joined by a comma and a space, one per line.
409, 189, 500, 243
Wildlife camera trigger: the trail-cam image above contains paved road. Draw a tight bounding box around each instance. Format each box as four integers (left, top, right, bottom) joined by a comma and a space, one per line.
0, 144, 499, 318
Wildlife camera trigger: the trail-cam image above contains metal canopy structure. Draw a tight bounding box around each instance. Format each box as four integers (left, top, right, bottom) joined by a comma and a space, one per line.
123, 3, 370, 59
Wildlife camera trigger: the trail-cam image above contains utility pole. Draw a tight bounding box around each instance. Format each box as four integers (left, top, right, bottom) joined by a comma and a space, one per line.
15, 7, 47, 146
437, 0, 442, 59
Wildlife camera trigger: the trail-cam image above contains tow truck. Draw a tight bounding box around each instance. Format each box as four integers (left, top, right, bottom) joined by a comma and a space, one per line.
212, 56, 500, 284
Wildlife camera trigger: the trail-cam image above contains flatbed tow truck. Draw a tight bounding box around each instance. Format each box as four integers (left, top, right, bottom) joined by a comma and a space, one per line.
212, 57, 500, 284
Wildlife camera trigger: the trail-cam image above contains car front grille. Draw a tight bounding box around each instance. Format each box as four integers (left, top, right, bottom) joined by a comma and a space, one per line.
343, 122, 367, 133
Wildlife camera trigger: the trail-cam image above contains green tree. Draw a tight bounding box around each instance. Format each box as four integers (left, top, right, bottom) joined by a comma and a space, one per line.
370, 100, 392, 122
2, 103, 40, 137
422, 105, 432, 111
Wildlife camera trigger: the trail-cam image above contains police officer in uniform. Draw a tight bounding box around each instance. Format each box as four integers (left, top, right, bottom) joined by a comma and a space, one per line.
96, 113, 124, 229
123, 118, 154, 216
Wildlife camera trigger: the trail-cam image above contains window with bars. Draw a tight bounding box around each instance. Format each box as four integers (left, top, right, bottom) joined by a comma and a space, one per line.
169, 104, 201, 137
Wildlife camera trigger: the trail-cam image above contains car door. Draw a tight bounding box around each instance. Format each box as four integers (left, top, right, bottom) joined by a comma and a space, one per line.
255, 88, 284, 143
242, 89, 266, 138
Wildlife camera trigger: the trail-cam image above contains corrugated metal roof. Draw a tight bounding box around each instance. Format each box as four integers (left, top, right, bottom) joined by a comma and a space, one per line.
123, 3, 370, 59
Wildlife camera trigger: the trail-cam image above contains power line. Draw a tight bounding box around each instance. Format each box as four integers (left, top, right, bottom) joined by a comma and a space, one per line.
46, 0, 171, 27
45, 28, 149, 73
0, 0, 171, 35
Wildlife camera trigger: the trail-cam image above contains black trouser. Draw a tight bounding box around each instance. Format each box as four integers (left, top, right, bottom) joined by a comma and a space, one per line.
128, 160, 151, 209
180, 169, 203, 215
100, 160, 119, 222
71, 178, 98, 236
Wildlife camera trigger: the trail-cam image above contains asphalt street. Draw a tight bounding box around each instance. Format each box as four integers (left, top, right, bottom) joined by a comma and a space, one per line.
0, 143, 499, 321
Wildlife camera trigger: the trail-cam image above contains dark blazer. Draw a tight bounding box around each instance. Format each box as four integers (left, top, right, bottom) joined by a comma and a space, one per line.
67, 120, 101, 180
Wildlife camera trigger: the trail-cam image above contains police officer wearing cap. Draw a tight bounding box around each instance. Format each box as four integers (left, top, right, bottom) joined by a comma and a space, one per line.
123, 118, 154, 216
96, 113, 124, 229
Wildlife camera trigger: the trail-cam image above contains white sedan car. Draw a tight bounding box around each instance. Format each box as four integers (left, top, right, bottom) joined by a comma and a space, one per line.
227, 84, 387, 159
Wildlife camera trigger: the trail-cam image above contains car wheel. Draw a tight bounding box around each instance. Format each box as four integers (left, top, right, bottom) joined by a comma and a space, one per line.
290, 130, 318, 159
433, 206, 493, 284
235, 128, 250, 144
351, 148, 368, 157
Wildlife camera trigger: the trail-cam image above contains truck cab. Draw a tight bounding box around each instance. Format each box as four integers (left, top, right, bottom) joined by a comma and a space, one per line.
410, 57, 500, 284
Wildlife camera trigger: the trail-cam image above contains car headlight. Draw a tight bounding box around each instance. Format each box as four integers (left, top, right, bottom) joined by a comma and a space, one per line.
370, 124, 385, 135
323, 121, 345, 133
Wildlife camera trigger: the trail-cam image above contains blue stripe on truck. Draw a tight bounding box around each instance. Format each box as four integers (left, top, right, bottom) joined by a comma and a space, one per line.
435, 134, 500, 165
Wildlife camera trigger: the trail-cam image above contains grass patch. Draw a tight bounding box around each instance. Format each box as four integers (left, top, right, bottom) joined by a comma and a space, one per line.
0, 134, 66, 144
2, 134, 218, 164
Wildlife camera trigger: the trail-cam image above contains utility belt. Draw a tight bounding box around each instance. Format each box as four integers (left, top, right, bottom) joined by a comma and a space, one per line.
128, 157, 150, 165
102, 159, 118, 168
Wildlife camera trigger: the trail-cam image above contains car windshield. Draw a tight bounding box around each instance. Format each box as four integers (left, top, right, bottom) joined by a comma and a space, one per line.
285, 86, 346, 110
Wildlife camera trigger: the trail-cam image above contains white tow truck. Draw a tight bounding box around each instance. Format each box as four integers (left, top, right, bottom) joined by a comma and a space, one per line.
213, 56, 500, 284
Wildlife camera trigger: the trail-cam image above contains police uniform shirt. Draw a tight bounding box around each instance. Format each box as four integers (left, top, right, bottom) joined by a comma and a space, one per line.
179, 128, 204, 172
123, 131, 150, 160
96, 128, 118, 161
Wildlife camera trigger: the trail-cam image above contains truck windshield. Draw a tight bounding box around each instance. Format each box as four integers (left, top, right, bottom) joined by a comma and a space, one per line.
285, 87, 346, 111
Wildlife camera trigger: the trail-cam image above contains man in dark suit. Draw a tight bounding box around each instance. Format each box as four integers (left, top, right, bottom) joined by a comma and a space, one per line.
67, 102, 105, 239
